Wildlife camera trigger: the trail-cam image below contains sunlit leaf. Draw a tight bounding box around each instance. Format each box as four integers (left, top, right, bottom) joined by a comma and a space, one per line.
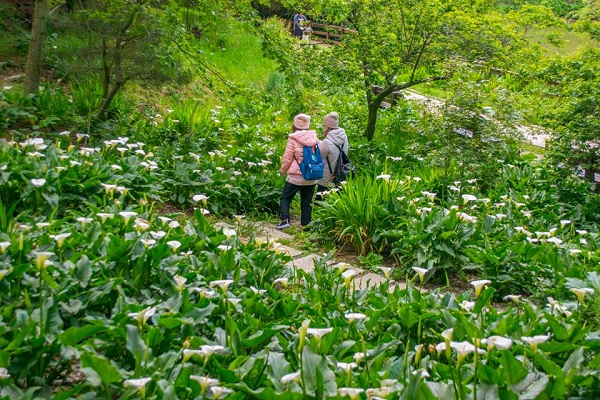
81, 352, 123, 384
60, 325, 106, 346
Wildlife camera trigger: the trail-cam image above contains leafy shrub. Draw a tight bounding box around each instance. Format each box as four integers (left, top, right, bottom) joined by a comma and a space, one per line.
0, 90, 37, 134
0, 137, 163, 219
315, 175, 399, 255
34, 84, 75, 126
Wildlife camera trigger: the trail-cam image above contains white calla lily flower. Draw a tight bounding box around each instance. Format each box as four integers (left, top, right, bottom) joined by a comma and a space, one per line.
571, 287, 594, 303
31, 178, 46, 187
471, 279, 492, 296
345, 313, 367, 322
281, 371, 301, 385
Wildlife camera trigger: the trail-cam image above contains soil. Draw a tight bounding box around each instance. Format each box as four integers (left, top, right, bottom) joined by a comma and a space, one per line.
155, 202, 186, 216
0, 66, 25, 82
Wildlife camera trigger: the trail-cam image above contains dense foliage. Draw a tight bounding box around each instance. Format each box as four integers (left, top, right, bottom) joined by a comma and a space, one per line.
0, 0, 599, 398
0, 134, 598, 399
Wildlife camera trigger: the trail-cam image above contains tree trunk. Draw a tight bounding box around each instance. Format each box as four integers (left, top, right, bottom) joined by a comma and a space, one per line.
363, 87, 392, 141
98, 36, 123, 120
101, 38, 110, 98
23, 0, 49, 95
365, 101, 380, 141
97, 82, 124, 120
362, 76, 448, 141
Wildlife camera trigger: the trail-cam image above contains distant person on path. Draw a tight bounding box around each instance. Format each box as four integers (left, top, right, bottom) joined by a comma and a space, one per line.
277, 114, 319, 229
293, 12, 307, 38
316, 112, 349, 200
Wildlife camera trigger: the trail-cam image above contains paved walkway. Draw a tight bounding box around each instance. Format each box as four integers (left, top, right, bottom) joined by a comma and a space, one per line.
216, 222, 404, 292
404, 90, 550, 148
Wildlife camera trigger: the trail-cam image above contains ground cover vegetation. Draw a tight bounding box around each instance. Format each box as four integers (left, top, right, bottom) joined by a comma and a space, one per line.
0, 0, 599, 398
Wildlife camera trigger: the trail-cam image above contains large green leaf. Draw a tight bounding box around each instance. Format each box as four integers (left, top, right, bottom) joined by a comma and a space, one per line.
60, 325, 106, 346
185, 303, 217, 324
474, 383, 499, 400
157, 379, 177, 400
500, 351, 527, 385
440, 231, 456, 240
426, 381, 453, 399
80, 351, 123, 384
474, 287, 495, 314
533, 352, 563, 377
45, 296, 64, 334
74, 256, 92, 288
301, 346, 337, 397
232, 383, 305, 399
126, 324, 148, 367
84, 221, 103, 248
563, 347, 584, 384
478, 363, 500, 383
546, 314, 569, 341
267, 351, 291, 392
41, 269, 60, 291
0, 350, 8, 367
508, 373, 549, 399
54, 383, 90, 400
243, 327, 284, 349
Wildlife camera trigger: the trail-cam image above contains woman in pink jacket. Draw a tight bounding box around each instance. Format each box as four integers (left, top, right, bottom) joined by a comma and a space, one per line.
277, 113, 320, 229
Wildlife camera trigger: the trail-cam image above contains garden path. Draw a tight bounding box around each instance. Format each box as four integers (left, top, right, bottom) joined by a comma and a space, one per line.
215, 221, 404, 292
403, 89, 550, 148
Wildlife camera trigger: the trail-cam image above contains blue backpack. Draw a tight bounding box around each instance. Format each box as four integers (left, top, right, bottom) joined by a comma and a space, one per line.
298, 144, 324, 180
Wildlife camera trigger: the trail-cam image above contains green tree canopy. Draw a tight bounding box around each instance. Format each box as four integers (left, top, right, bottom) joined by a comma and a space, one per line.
280, 0, 558, 140
76, 0, 189, 120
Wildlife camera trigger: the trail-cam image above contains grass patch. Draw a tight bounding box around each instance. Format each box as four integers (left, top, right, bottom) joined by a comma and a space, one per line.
196, 20, 276, 86
519, 141, 546, 158
528, 26, 595, 56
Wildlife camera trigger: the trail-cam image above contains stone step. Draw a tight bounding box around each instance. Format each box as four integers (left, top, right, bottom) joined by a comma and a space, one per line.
212, 220, 399, 292
257, 224, 295, 241
285, 254, 320, 273
277, 244, 303, 259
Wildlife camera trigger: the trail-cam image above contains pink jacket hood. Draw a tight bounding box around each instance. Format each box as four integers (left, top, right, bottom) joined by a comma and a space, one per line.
288, 130, 319, 146
280, 129, 319, 185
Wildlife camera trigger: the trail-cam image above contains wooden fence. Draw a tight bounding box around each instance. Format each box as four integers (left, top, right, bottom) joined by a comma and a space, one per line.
309, 23, 355, 43
290, 21, 354, 44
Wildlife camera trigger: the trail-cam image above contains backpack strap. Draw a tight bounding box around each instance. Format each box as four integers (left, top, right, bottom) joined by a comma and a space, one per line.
326, 154, 333, 175
323, 138, 333, 175
323, 138, 343, 175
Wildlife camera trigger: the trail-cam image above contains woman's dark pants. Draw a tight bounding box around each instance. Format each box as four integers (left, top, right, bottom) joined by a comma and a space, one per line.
279, 182, 316, 226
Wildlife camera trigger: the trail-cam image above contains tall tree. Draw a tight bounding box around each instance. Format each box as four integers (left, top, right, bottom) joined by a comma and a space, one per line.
23, 0, 49, 95
292, 0, 537, 140
76, 0, 188, 120
74, 0, 254, 120
551, 51, 600, 188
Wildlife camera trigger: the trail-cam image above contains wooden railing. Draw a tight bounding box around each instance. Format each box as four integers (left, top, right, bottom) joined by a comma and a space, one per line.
310, 23, 355, 43
290, 21, 354, 44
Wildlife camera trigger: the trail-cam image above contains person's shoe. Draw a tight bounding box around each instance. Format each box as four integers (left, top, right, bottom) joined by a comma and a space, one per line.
276, 219, 291, 229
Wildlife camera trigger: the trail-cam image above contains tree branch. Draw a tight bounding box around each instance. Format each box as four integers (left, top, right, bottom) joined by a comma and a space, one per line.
169, 37, 238, 94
